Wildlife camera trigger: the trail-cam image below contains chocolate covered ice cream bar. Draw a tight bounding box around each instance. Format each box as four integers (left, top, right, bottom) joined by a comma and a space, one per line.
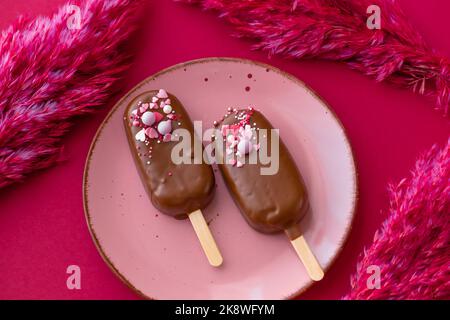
124, 89, 222, 267
214, 107, 323, 280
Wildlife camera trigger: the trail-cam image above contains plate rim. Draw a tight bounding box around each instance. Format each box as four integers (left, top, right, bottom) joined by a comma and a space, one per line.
82, 57, 359, 300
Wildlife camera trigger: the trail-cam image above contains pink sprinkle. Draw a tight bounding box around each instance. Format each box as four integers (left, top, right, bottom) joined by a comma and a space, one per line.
163, 133, 172, 142
222, 124, 240, 137
165, 99, 171, 104
221, 125, 230, 136
245, 86, 251, 92
132, 120, 140, 127
153, 112, 164, 123
156, 89, 168, 99
168, 171, 173, 176
140, 103, 149, 112
145, 127, 159, 139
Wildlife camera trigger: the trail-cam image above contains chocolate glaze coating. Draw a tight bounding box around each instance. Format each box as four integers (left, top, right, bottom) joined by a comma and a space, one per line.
124, 91, 215, 219
216, 109, 309, 240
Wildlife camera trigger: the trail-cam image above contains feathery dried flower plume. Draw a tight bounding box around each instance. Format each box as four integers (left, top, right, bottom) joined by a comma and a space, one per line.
344, 139, 450, 299
179, 0, 450, 115
0, 0, 143, 188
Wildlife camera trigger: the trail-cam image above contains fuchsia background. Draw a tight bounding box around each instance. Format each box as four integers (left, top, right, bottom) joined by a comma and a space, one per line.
0, 0, 449, 300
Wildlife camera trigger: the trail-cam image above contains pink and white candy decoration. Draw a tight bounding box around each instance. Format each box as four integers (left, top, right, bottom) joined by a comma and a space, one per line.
129, 89, 178, 143
220, 107, 260, 168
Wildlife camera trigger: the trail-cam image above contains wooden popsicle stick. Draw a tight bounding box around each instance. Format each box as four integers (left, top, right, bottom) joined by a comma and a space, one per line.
288, 234, 324, 281
188, 209, 223, 267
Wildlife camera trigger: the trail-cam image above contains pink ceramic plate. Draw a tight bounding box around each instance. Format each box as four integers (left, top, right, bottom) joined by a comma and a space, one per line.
83, 58, 357, 299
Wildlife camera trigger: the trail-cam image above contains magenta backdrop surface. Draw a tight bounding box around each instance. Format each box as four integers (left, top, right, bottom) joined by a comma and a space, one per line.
0, 0, 449, 299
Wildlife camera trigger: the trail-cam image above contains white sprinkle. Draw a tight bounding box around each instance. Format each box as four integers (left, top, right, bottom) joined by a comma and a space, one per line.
163, 105, 172, 114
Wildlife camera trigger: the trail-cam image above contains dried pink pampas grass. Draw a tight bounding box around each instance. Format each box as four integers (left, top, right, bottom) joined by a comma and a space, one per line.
179, 0, 450, 115
344, 139, 450, 300
0, 0, 143, 188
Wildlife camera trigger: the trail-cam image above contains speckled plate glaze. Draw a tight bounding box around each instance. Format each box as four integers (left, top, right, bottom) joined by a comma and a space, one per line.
83, 58, 357, 299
